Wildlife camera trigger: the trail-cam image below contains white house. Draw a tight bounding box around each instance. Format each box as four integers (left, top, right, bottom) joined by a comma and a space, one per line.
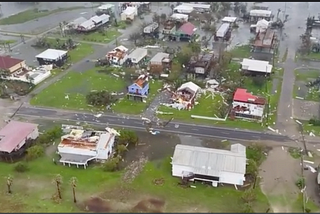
249, 9, 272, 21
127, 48, 148, 64
222, 16, 237, 24
171, 81, 201, 110
171, 144, 247, 187
57, 128, 118, 168
173, 5, 194, 14
121, 7, 137, 21
0, 121, 39, 154
181, 3, 211, 12
241, 58, 272, 76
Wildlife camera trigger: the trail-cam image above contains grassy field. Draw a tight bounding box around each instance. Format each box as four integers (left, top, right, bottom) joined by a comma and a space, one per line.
30, 68, 127, 110
297, 52, 320, 61
0, 156, 269, 213
295, 69, 320, 81
0, 7, 86, 25
158, 94, 225, 118
229, 45, 251, 58
0, 39, 16, 44
80, 30, 121, 43
113, 81, 163, 114
157, 94, 265, 131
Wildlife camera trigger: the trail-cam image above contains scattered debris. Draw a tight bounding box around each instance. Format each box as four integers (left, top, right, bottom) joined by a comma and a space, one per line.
303, 160, 314, 165
95, 114, 102, 118
122, 156, 148, 183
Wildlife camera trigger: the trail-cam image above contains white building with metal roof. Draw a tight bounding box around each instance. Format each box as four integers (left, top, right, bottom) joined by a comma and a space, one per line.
171, 144, 247, 187
127, 48, 148, 64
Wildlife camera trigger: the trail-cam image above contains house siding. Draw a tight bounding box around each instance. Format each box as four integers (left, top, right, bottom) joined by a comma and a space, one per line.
9, 61, 26, 73
128, 82, 149, 96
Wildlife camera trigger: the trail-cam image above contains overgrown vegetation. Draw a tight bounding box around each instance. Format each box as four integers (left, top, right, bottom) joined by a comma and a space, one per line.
243, 144, 269, 212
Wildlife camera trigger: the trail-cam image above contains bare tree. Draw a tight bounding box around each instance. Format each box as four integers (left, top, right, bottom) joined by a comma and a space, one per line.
70, 177, 77, 203
129, 32, 142, 45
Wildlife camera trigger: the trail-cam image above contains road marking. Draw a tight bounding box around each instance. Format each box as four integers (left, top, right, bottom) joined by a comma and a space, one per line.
15, 114, 258, 142
192, 128, 199, 131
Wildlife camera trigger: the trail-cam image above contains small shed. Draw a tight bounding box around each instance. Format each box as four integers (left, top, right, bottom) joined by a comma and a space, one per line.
35, 49, 68, 67
121, 7, 137, 21
127, 48, 148, 64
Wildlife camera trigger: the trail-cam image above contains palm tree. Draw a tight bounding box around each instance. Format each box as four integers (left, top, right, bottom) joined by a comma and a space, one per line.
54, 174, 63, 199
6, 175, 13, 194
70, 177, 77, 203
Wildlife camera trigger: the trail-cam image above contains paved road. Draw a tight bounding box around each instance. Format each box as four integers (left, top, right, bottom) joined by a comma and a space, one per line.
15, 106, 290, 142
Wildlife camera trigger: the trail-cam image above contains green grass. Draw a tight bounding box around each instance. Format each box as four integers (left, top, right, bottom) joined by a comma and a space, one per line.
0, 39, 16, 44
113, 81, 163, 114
0, 156, 121, 212
30, 68, 127, 110
157, 94, 265, 131
0, 156, 270, 212
303, 122, 320, 136
0, 7, 85, 25
305, 87, 320, 101
229, 45, 251, 58
158, 94, 225, 118
297, 52, 320, 61
295, 69, 320, 81
292, 193, 320, 212
265, 78, 282, 127
80, 30, 121, 43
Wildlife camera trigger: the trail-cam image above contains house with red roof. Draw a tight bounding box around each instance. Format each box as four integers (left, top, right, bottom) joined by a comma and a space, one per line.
0, 120, 38, 161
0, 55, 26, 76
231, 88, 266, 121
170, 22, 196, 42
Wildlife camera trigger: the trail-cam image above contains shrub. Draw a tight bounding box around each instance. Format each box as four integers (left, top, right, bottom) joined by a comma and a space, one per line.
295, 177, 305, 189
26, 145, 44, 161
242, 203, 254, 213
14, 162, 29, 173
102, 156, 121, 172
246, 159, 258, 176
242, 189, 256, 203
246, 144, 265, 165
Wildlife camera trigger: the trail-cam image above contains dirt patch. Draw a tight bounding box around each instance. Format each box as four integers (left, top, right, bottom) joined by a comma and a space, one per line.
122, 156, 148, 183
152, 178, 165, 186
132, 198, 166, 213
259, 146, 300, 212
82, 197, 112, 212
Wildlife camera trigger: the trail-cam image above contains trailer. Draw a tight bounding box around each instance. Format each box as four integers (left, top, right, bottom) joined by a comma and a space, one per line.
216, 23, 230, 38
171, 13, 189, 22
143, 22, 159, 34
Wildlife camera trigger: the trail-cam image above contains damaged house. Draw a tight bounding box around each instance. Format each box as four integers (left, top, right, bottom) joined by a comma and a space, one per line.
149, 52, 171, 75
252, 28, 277, 61
57, 128, 118, 168
127, 74, 149, 101
162, 20, 176, 35
187, 52, 215, 77
171, 22, 196, 42
231, 88, 266, 122
169, 81, 201, 110
106, 45, 128, 66
143, 22, 159, 38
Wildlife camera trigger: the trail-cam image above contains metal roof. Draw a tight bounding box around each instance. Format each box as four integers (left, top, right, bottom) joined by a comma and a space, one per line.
0, 121, 38, 153
177, 81, 200, 94
150, 52, 169, 63
36, 49, 68, 60
172, 144, 246, 177
59, 153, 95, 164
